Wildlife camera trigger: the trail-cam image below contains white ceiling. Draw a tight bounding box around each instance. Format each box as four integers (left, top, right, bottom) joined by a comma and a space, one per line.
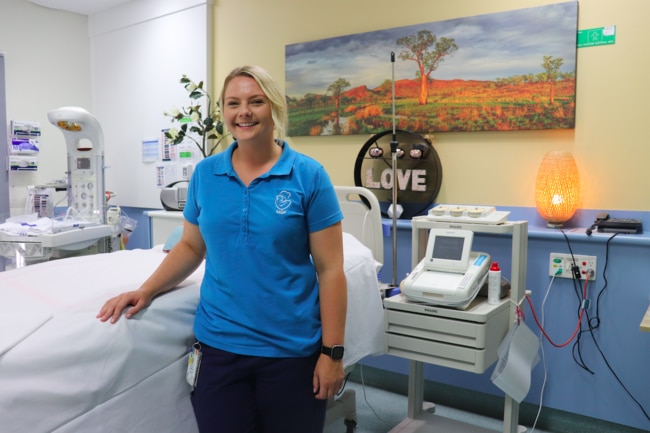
28, 0, 135, 15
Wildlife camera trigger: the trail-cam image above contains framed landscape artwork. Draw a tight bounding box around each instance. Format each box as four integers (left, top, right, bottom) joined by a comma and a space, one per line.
285, 1, 578, 136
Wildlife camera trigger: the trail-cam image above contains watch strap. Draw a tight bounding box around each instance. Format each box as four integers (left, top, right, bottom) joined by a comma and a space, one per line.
321, 344, 344, 360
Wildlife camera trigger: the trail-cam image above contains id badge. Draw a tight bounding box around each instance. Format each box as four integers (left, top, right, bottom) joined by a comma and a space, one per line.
186, 342, 202, 387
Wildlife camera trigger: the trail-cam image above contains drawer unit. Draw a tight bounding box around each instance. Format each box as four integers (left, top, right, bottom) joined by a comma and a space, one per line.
384, 293, 510, 373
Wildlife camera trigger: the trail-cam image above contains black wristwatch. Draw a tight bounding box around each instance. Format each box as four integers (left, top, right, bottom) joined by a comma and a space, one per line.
321, 345, 344, 360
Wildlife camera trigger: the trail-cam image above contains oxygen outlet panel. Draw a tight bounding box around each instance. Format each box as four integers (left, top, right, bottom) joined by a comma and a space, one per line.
549, 253, 597, 280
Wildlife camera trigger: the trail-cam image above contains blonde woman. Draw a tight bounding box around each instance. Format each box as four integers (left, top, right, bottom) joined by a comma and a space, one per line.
98, 66, 347, 433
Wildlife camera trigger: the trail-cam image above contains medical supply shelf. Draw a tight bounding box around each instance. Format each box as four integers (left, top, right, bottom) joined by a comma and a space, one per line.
385, 217, 527, 433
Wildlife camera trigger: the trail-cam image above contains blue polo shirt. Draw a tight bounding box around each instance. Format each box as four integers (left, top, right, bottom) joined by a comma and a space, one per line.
184, 141, 343, 358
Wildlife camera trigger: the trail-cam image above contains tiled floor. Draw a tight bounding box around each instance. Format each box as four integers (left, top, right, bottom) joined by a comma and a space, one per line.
324, 380, 553, 433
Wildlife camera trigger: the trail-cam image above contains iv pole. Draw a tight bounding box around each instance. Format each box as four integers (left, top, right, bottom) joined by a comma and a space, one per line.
389, 52, 399, 288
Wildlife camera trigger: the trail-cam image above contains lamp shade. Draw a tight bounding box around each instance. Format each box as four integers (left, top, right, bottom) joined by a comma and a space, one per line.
535, 151, 580, 228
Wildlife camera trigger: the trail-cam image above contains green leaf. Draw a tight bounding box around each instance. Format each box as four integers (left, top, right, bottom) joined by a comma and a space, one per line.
168, 76, 230, 157
164, 131, 184, 145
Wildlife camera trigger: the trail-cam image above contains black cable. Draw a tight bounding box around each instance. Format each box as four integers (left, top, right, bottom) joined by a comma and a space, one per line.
561, 230, 649, 422
336, 370, 352, 397
584, 309, 650, 422
570, 275, 589, 370
560, 230, 578, 267
574, 232, 616, 372
560, 230, 593, 372
571, 278, 595, 374
571, 323, 594, 374
589, 232, 618, 329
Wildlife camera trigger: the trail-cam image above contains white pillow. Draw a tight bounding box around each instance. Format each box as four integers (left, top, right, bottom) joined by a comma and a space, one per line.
162, 225, 183, 252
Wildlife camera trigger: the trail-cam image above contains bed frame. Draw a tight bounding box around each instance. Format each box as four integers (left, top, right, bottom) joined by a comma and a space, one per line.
327, 186, 384, 432
335, 185, 384, 264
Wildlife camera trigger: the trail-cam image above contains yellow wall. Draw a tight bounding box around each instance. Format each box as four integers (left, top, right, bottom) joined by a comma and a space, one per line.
212, 0, 650, 211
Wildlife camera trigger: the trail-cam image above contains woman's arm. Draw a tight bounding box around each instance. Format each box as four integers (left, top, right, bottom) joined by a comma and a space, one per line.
96, 220, 206, 323
309, 221, 347, 399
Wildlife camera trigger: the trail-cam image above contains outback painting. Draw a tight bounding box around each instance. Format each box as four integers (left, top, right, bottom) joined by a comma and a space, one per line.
285, 1, 578, 136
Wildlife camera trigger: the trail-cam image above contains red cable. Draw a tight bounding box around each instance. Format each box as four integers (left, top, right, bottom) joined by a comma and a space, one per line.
525, 276, 589, 348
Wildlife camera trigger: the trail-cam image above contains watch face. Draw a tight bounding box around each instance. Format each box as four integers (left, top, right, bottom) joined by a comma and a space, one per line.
331, 345, 344, 360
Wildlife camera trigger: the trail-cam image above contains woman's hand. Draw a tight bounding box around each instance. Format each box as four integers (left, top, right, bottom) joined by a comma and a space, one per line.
96, 289, 153, 324
312, 355, 344, 400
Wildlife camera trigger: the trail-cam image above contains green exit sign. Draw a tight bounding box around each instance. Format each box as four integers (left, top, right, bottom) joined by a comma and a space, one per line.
578, 26, 616, 48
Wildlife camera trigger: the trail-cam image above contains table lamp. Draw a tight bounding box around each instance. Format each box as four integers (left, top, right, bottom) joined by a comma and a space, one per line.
535, 150, 580, 228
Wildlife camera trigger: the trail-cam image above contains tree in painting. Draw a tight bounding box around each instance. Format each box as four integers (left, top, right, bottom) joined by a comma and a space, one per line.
327, 77, 351, 134
541, 55, 563, 105
396, 30, 458, 106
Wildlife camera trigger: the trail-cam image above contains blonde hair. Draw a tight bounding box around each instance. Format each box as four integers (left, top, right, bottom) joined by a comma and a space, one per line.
220, 66, 288, 141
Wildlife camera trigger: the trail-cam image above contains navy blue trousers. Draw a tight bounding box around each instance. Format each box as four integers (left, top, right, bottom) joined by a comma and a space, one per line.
190, 343, 327, 433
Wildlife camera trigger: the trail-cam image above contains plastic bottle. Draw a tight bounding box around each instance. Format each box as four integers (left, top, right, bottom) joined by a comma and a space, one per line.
488, 261, 501, 305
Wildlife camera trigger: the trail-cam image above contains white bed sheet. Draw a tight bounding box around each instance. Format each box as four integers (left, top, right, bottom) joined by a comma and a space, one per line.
0, 234, 384, 433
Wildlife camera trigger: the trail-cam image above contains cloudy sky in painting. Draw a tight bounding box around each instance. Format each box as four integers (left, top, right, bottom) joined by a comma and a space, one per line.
285, 2, 577, 98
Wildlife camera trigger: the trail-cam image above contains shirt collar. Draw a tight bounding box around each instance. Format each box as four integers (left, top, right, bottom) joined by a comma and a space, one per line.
213, 140, 295, 177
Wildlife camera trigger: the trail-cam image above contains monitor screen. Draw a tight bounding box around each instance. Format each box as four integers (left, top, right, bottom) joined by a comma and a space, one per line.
424, 228, 473, 273
431, 235, 464, 261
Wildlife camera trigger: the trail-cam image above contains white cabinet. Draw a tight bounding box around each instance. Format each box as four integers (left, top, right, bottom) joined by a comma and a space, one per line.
145, 210, 184, 247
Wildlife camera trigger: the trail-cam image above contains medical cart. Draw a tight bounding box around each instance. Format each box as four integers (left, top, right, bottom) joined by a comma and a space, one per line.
384, 217, 528, 433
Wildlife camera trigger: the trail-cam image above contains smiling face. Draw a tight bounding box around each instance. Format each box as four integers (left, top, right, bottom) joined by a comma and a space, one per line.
223, 76, 275, 145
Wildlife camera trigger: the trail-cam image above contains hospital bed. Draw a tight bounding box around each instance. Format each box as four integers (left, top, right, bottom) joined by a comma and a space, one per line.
0, 185, 385, 433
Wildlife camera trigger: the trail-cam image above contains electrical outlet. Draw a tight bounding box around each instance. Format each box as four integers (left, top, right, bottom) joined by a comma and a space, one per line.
549, 253, 597, 280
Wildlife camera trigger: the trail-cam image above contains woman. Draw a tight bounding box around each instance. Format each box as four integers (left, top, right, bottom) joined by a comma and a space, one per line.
97, 65, 347, 433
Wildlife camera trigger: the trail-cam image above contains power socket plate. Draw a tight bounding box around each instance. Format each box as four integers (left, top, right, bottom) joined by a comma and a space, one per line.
549, 253, 597, 280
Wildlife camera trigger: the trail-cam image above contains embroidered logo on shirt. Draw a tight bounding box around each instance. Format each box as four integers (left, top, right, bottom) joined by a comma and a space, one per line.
275, 190, 291, 214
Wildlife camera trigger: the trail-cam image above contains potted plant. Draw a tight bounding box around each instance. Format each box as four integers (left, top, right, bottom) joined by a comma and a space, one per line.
164, 75, 229, 158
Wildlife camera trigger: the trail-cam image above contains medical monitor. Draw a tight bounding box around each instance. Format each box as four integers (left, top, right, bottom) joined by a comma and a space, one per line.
424, 228, 473, 273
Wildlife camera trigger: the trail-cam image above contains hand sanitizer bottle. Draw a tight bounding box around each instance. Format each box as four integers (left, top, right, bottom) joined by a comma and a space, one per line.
488, 261, 501, 305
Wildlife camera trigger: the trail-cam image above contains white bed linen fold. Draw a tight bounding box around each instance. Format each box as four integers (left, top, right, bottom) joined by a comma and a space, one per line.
0, 248, 202, 433
341, 232, 385, 366
0, 291, 52, 355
